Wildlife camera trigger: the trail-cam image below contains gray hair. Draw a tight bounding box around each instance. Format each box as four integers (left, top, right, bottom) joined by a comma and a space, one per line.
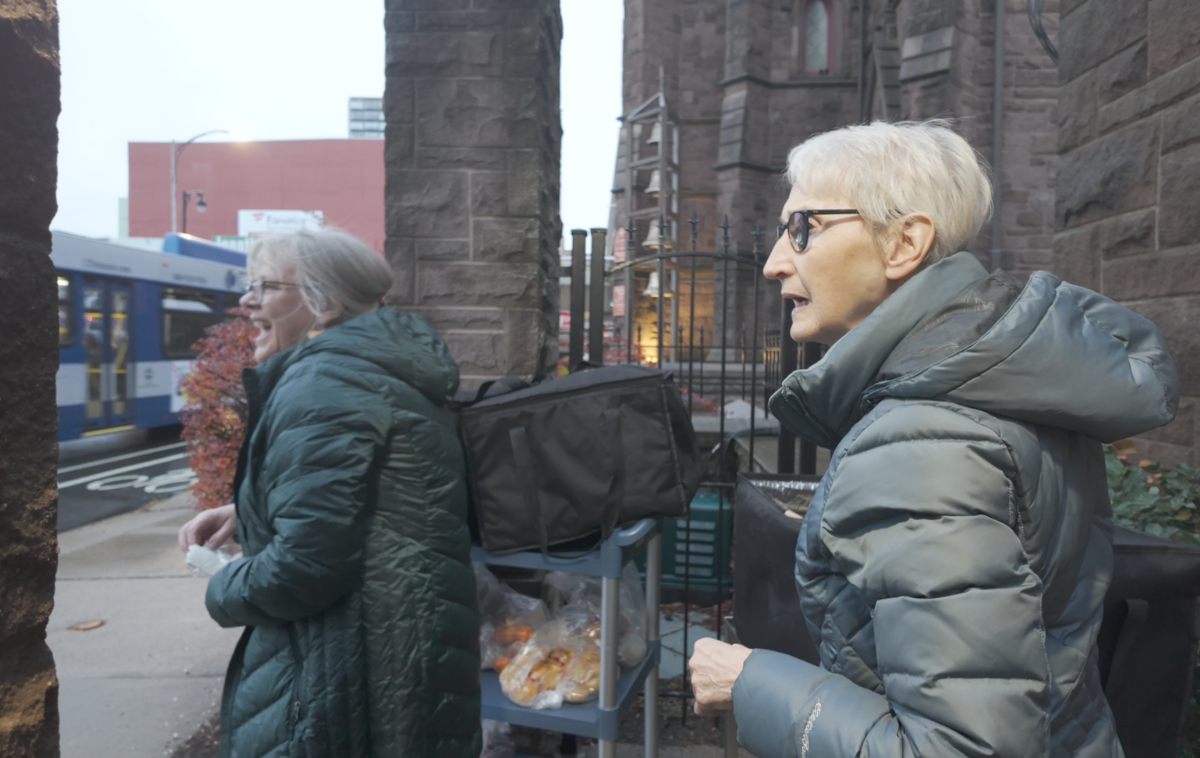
785, 120, 992, 263
247, 228, 394, 323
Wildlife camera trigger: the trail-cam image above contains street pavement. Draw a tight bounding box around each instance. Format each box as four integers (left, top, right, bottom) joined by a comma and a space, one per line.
50, 491, 241, 758
57, 427, 196, 532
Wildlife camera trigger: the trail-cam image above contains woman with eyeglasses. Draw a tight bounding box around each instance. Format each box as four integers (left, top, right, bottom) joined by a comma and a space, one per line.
689, 120, 1177, 757
178, 229, 480, 757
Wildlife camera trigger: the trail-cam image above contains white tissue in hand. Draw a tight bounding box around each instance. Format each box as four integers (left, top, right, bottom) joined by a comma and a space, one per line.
186, 544, 231, 576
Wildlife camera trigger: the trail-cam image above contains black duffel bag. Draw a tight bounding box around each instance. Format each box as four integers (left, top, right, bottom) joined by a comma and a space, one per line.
459, 364, 700, 555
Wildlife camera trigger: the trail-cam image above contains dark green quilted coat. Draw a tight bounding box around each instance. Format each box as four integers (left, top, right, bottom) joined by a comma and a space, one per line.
205, 309, 481, 758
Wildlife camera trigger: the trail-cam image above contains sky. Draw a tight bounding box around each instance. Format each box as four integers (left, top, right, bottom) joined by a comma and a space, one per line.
53, 1, 624, 246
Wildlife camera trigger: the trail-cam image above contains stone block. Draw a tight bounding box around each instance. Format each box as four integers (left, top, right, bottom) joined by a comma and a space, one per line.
440, 331, 505, 376
1053, 230, 1101, 290
1095, 48, 1200, 136
416, 147, 507, 171
1096, 40, 1147, 105
1056, 120, 1158, 230
384, 77, 413, 124
0, 232, 60, 757
385, 0, 466, 8
384, 237, 416, 305
417, 261, 541, 308
418, 11, 470, 32
473, 218, 540, 263
415, 79, 538, 149
1104, 246, 1200, 301
1127, 296, 1200, 397
385, 171, 467, 238
470, 172, 508, 217
0, 12, 60, 238
1059, 0, 1147, 84
505, 307, 553, 376
386, 32, 503, 78
1056, 209, 1156, 268
505, 54, 543, 79
1148, 0, 1200, 79
416, 239, 469, 261
384, 123, 413, 169
1159, 142, 1200, 248
411, 307, 505, 332
383, 10, 415, 33
1162, 93, 1200, 154
506, 149, 542, 216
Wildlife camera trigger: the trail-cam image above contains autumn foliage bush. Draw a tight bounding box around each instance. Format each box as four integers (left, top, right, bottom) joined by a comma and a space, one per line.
180, 309, 257, 510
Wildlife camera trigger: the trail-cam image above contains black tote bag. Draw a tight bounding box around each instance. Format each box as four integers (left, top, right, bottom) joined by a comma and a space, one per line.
458, 364, 700, 555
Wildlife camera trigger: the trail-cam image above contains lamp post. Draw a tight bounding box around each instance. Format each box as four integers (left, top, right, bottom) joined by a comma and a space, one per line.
171, 129, 228, 233
181, 190, 206, 235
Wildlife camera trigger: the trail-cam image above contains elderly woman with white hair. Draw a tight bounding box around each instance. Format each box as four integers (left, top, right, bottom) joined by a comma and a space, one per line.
178, 229, 480, 757
689, 121, 1177, 757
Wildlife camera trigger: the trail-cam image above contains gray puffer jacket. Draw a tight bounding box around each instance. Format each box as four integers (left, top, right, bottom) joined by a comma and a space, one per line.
734, 252, 1178, 758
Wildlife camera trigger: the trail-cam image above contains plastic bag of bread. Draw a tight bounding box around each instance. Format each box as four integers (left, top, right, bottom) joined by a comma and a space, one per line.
544, 564, 648, 668
474, 563, 548, 670
499, 609, 603, 708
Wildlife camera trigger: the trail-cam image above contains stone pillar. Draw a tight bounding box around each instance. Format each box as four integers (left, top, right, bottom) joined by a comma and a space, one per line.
383, 0, 562, 387
0, 1, 61, 756
1055, 0, 1200, 465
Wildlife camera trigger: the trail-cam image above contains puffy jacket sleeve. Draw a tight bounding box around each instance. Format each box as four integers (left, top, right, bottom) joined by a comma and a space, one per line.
205, 370, 391, 628
733, 402, 1050, 758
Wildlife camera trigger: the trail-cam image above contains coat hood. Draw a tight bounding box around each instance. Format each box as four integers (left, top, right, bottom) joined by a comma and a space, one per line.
770, 251, 1178, 448
263, 308, 459, 405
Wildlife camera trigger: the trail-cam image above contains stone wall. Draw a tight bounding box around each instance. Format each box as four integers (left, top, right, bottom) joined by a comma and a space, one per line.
383, 0, 562, 387
1055, 0, 1200, 466
612, 0, 1062, 368
0, 1, 61, 755
890, 0, 1059, 278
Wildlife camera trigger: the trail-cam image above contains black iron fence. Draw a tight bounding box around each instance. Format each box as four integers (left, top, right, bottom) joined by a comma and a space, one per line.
563, 214, 825, 720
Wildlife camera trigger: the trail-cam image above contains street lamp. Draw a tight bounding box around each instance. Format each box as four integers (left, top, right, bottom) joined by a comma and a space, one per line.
171, 129, 228, 233
181, 190, 206, 235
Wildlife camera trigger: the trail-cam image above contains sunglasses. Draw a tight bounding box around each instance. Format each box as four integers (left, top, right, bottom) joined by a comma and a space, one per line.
776, 209, 860, 252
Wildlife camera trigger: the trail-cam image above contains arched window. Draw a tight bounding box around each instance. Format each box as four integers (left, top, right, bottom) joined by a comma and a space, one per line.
805, 0, 830, 74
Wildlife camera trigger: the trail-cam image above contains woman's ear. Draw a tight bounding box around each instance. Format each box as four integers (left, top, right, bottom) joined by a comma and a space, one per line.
317, 303, 346, 329
883, 213, 935, 282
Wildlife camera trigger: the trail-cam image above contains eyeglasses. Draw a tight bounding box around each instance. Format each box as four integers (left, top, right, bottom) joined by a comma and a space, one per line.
243, 279, 301, 300
776, 209, 860, 252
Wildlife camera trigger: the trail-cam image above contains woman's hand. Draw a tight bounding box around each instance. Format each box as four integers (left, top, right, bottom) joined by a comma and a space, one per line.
177, 504, 237, 553
689, 637, 753, 716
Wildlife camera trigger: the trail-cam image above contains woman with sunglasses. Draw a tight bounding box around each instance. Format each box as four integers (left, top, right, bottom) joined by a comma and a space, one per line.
178, 229, 480, 757
689, 120, 1177, 757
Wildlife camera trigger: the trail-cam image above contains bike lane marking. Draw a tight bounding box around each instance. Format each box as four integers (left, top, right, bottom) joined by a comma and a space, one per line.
57, 441, 188, 476
58, 452, 190, 490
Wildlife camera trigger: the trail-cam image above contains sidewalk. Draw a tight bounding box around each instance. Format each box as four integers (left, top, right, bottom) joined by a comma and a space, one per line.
50, 493, 242, 758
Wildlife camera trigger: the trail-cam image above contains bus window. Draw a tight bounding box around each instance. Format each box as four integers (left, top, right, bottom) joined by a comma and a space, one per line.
162, 287, 217, 358
83, 285, 104, 419
57, 274, 74, 347
112, 288, 130, 415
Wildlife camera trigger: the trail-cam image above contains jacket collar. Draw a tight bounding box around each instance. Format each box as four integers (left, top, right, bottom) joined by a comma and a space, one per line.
768, 252, 989, 448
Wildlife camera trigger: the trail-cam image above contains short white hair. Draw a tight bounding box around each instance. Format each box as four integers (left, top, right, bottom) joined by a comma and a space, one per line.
247, 228, 394, 320
785, 120, 992, 263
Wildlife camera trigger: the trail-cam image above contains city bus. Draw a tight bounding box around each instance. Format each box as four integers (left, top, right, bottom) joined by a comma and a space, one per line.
53, 231, 247, 441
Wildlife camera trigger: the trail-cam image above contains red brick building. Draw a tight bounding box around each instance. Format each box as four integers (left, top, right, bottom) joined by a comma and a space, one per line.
127, 139, 385, 253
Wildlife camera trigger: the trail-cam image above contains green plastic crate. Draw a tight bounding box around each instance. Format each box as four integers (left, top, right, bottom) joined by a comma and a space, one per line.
638, 490, 733, 594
